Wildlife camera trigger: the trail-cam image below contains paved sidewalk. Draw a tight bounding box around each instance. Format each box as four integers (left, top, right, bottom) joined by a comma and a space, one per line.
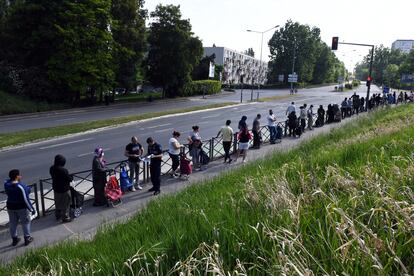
0, 114, 362, 264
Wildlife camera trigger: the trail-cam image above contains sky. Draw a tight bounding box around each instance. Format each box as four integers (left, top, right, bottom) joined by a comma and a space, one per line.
144, 0, 413, 72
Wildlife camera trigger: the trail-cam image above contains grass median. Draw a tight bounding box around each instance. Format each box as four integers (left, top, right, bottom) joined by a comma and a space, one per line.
2, 104, 414, 274
0, 102, 236, 149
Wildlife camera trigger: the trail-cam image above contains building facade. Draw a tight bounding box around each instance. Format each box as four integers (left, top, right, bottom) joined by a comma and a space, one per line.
203, 46, 268, 85
391, 40, 414, 54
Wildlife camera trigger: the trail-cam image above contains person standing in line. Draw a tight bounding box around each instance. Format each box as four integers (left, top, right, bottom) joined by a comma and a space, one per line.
49, 154, 73, 222
307, 105, 314, 130
146, 137, 163, 195
238, 115, 247, 130
286, 102, 296, 116
216, 120, 234, 163
252, 114, 261, 149
299, 104, 307, 133
316, 105, 325, 127
235, 125, 252, 163
5, 169, 35, 246
267, 109, 277, 144
288, 111, 298, 137
124, 136, 143, 190
168, 131, 183, 178
188, 125, 202, 171
92, 147, 107, 206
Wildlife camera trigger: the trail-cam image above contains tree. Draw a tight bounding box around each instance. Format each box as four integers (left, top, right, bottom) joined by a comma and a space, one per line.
111, 0, 146, 91
244, 48, 254, 57
267, 20, 326, 84
192, 54, 215, 81
47, 0, 114, 104
146, 4, 202, 98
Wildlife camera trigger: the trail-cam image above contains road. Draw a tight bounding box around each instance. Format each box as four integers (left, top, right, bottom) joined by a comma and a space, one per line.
0, 85, 380, 185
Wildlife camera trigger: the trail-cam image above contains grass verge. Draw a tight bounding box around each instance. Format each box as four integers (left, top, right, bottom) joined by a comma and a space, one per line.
114, 91, 162, 103
257, 94, 298, 102
2, 104, 414, 275
0, 90, 68, 115
0, 102, 236, 149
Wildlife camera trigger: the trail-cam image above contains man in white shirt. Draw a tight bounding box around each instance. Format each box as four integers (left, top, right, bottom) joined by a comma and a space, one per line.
216, 120, 234, 163
286, 102, 296, 117
267, 109, 277, 143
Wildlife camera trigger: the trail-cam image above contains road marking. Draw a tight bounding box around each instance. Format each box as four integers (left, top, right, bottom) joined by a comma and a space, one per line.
155, 128, 171, 133
55, 118, 76, 122
147, 123, 171, 129
242, 108, 256, 112
201, 114, 221, 119
39, 138, 94, 150
77, 147, 111, 158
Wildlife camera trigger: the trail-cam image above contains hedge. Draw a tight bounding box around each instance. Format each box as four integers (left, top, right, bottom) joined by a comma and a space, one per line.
181, 80, 221, 96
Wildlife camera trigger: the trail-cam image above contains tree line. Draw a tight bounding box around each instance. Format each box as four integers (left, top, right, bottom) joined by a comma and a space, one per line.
355, 45, 414, 89
267, 20, 346, 85
0, 1, 203, 104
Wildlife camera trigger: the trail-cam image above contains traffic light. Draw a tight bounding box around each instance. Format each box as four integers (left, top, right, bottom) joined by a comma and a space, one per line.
331, 37, 339, 50
366, 76, 372, 87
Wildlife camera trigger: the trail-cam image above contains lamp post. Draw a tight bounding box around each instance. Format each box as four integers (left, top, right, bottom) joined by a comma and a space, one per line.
247, 25, 279, 90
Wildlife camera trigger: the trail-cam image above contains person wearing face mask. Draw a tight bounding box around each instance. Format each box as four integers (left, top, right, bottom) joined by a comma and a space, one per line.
92, 147, 107, 206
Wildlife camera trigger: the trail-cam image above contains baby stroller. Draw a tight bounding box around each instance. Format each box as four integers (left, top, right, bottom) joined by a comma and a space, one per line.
105, 174, 122, 207
180, 152, 192, 180
69, 186, 84, 218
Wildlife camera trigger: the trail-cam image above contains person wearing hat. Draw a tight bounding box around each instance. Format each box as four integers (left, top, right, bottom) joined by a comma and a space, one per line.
4, 169, 35, 246
92, 147, 107, 206
49, 154, 73, 222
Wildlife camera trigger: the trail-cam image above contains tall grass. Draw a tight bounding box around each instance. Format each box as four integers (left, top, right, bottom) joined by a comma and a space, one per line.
2, 105, 414, 275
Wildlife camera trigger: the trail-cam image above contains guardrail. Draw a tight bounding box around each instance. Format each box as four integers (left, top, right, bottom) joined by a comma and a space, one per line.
0, 183, 40, 226
2, 113, 321, 219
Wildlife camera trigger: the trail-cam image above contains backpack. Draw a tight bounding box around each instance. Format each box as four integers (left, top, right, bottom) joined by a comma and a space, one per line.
199, 150, 210, 165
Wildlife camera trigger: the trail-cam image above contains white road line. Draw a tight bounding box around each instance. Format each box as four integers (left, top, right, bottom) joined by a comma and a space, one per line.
201, 114, 221, 119
55, 118, 76, 122
77, 147, 111, 158
39, 138, 94, 150
155, 128, 171, 133
147, 123, 171, 129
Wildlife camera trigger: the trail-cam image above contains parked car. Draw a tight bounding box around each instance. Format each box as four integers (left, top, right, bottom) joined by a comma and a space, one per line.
114, 88, 126, 95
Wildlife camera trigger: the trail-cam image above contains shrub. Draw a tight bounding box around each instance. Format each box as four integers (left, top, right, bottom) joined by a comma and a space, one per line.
181, 80, 221, 97
352, 79, 360, 87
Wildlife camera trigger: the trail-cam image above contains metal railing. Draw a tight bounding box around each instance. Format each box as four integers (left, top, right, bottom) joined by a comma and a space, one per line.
0, 183, 40, 224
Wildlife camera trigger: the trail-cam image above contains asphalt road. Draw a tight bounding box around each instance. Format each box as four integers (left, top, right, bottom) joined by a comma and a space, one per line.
0, 85, 380, 185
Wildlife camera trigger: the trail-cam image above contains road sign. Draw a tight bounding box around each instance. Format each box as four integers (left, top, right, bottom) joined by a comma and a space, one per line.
401, 74, 414, 84
288, 73, 297, 78
288, 77, 298, 83
278, 74, 284, 82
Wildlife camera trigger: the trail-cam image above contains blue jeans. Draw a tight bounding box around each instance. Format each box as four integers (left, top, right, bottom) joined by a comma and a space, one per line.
268, 126, 276, 142
8, 208, 31, 238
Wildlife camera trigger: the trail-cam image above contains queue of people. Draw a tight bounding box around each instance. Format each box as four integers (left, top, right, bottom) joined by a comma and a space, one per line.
5, 90, 412, 247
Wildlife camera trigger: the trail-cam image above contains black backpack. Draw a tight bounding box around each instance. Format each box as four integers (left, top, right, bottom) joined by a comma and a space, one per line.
199, 150, 210, 165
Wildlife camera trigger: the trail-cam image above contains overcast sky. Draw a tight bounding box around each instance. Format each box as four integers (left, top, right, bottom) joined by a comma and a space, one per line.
144, 0, 413, 71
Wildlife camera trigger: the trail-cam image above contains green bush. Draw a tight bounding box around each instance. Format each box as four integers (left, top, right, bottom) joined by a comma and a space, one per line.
181, 80, 221, 97
352, 79, 360, 87
0, 90, 68, 115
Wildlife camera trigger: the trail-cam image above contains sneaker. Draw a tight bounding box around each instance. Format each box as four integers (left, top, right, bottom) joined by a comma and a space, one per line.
62, 218, 72, 223
153, 190, 161, 196
137, 185, 143, 190
173, 173, 179, 179
228, 159, 233, 164
12, 237, 21, 246
24, 236, 33, 246
131, 186, 136, 192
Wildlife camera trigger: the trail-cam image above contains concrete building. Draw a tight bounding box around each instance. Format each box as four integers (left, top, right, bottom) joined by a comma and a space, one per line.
203, 46, 268, 85
391, 40, 414, 54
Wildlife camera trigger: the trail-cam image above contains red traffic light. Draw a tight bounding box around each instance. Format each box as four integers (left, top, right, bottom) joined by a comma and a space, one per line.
331, 37, 339, 50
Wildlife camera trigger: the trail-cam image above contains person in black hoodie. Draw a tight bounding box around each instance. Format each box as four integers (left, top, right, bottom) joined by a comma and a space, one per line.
50, 154, 73, 222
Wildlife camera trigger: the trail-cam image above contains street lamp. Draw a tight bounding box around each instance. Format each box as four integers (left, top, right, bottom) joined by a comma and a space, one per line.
247, 25, 279, 90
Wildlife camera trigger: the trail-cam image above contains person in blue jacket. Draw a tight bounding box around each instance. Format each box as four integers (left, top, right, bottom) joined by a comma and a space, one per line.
4, 169, 35, 246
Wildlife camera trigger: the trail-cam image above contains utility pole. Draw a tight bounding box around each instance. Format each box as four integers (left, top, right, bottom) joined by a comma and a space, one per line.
290, 38, 296, 93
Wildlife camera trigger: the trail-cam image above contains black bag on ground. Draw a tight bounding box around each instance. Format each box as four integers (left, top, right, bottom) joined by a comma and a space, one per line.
199, 150, 210, 165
